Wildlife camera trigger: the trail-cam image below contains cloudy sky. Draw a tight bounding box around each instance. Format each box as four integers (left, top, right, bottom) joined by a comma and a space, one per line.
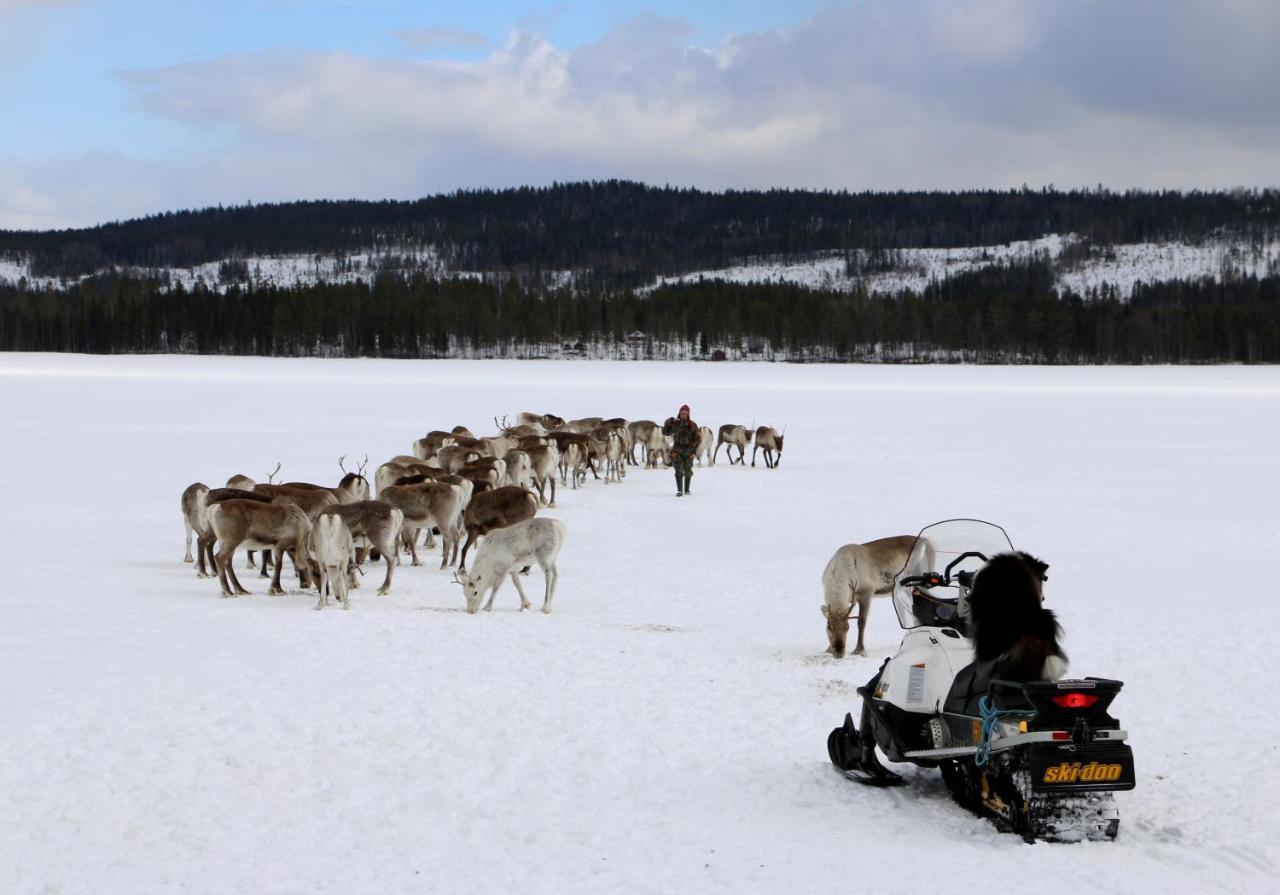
1, 0, 1277, 230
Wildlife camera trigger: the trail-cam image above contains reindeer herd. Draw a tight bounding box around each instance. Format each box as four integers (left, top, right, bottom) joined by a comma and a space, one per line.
180, 414, 786, 612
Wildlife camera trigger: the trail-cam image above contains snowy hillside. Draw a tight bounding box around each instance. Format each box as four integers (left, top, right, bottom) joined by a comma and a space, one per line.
650, 235, 1280, 297
3, 234, 1278, 298
1, 355, 1276, 893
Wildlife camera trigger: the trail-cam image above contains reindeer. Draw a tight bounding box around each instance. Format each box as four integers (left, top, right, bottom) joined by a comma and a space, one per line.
181, 483, 213, 575
458, 485, 538, 571
821, 536, 931, 658
253, 483, 340, 521
378, 482, 465, 569
455, 518, 566, 614
752, 426, 784, 468
714, 424, 752, 465
504, 449, 532, 490
450, 425, 476, 440
694, 426, 714, 466
526, 444, 560, 507
478, 417, 521, 459
206, 487, 273, 573
208, 499, 313, 597
284, 456, 371, 503
310, 514, 355, 610
436, 444, 481, 475
459, 458, 506, 493
626, 420, 658, 464
413, 431, 453, 461
550, 431, 592, 487
644, 427, 670, 468
567, 416, 604, 435
517, 412, 565, 432
317, 501, 405, 595
603, 430, 626, 483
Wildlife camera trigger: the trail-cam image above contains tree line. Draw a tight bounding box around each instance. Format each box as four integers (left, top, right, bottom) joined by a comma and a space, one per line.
3, 262, 1277, 363
3, 180, 1278, 281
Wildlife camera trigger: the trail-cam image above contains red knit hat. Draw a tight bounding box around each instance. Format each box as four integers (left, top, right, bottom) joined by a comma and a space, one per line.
679, 404, 690, 415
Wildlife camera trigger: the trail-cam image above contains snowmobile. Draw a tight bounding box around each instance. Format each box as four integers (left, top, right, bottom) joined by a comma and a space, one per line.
826, 519, 1135, 842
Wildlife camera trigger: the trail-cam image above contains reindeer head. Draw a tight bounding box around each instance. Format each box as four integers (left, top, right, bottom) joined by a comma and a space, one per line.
454, 570, 483, 613
821, 604, 853, 659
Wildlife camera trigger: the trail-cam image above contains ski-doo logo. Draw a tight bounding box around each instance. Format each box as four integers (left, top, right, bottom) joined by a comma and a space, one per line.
1042, 761, 1124, 784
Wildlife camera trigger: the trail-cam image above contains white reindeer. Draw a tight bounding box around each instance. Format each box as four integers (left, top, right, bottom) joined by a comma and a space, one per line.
821, 536, 931, 658
455, 517, 566, 614
694, 426, 714, 466
311, 514, 355, 610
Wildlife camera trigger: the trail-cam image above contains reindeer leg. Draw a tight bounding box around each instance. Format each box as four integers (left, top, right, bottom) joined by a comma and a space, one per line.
407, 528, 422, 567
376, 540, 395, 596
268, 546, 286, 596
751, 444, 758, 467
509, 571, 532, 611
458, 532, 475, 572
315, 566, 327, 610
548, 477, 557, 508
214, 546, 237, 597
197, 533, 216, 578
542, 564, 557, 614
853, 592, 871, 657
184, 521, 194, 563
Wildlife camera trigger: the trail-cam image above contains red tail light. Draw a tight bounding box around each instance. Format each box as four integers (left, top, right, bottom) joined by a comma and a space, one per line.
1051, 692, 1100, 709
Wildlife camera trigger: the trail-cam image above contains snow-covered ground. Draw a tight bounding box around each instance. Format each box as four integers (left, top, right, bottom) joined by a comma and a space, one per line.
2, 355, 1277, 893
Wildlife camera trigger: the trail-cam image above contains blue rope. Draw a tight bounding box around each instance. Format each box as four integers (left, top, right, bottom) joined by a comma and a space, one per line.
975, 694, 1021, 767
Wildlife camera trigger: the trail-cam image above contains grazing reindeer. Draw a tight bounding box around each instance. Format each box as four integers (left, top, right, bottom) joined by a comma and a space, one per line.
694, 426, 715, 466
318, 501, 405, 595
253, 483, 340, 521
752, 426, 784, 468
456, 518, 566, 614
821, 536, 928, 658
626, 420, 658, 464
181, 482, 213, 575
310, 514, 355, 610
207, 487, 273, 572
526, 444, 560, 507
459, 485, 538, 571
714, 424, 752, 465
226, 473, 256, 491
379, 482, 465, 569
208, 499, 313, 597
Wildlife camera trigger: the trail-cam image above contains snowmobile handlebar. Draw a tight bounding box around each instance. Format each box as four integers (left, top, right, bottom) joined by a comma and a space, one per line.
899, 550, 989, 590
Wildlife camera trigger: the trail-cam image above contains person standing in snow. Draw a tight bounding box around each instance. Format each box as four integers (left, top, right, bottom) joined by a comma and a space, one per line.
663, 404, 699, 497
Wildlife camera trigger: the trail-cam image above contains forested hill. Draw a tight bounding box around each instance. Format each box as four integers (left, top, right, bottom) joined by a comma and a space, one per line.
3, 181, 1279, 280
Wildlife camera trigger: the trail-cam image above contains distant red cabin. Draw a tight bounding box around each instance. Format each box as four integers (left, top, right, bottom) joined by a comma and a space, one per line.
711, 349, 727, 362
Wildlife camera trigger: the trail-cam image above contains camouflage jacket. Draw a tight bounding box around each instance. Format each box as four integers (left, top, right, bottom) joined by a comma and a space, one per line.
662, 417, 699, 458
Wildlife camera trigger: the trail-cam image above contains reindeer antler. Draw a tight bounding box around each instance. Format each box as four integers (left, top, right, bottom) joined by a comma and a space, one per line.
267, 461, 281, 483
358, 454, 368, 476
338, 455, 348, 473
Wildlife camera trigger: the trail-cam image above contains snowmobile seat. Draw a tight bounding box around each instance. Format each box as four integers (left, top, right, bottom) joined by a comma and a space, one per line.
943, 662, 1034, 717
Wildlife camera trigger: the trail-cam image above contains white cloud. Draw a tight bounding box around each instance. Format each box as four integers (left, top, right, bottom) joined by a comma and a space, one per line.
4, 1, 1280, 229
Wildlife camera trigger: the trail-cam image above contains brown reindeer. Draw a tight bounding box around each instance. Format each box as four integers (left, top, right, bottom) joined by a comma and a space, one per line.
378, 482, 464, 569
206, 487, 273, 574
626, 420, 658, 464
283, 456, 371, 504
458, 485, 538, 571
752, 426, 784, 468
317, 500, 405, 595
208, 499, 314, 597
714, 424, 752, 465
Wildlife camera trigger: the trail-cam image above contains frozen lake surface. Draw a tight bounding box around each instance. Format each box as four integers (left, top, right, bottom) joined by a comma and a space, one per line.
1, 355, 1276, 893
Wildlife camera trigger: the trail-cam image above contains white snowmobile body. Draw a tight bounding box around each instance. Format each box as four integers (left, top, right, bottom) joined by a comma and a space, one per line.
872, 626, 973, 715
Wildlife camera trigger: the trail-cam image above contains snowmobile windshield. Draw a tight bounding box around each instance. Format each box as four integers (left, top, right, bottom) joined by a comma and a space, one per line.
891, 519, 1014, 628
